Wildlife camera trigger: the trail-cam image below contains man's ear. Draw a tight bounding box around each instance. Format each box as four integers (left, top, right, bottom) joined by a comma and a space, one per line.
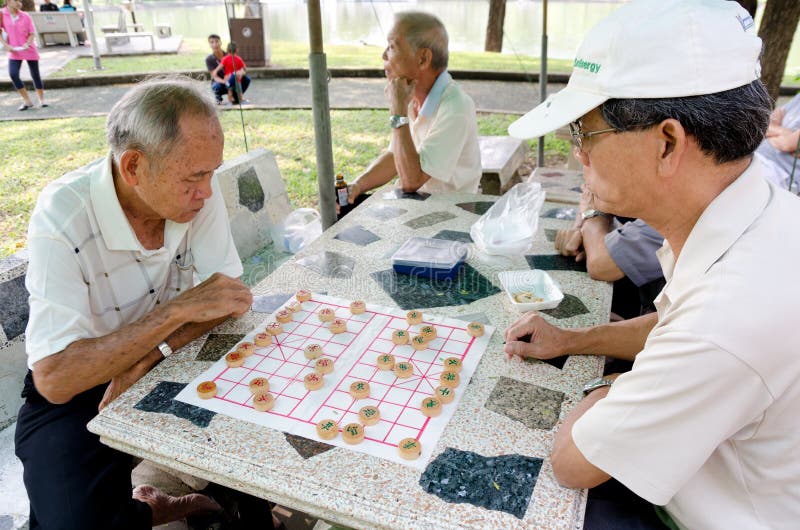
418, 48, 433, 69
656, 119, 687, 178
118, 150, 147, 187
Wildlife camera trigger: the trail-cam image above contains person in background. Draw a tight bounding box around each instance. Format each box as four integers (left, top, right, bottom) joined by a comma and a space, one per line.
213, 41, 250, 105
0, 0, 47, 110
754, 92, 800, 192
59, 0, 75, 11
344, 11, 481, 210
39, 0, 59, 12
205, 33, 229, 105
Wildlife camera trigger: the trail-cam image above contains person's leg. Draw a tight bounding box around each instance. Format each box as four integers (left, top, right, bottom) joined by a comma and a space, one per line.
226, 75, 236, 103
15, 382, 152, 530
239, 75, 251, 99
27, 61, 46, 107
8, 59, 34, 109
211, 81, 227, 103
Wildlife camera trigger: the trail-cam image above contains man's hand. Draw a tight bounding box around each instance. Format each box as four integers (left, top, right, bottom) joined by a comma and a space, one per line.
504, 312, 569, 360
555, 228, 585, 261
168, 273, 252, 323
386, 77, 416, 116
767, 128, 800, 155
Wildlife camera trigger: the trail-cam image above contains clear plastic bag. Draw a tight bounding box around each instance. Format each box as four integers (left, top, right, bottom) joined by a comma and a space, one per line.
470, 182, 546, 256
272, 208, 322, 254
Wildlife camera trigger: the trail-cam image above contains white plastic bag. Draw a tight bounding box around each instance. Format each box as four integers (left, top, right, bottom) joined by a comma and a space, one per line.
470, 182, 546, 256
273, 208, 322, 253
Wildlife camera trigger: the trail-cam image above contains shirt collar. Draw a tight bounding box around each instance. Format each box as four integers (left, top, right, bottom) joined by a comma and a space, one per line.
90, 152, 189, 255
418, 70, 451, 118
658, 159, 770, 293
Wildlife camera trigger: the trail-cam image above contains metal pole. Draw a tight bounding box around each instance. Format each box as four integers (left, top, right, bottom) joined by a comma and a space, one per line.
537, 0, 548, 168
308, 0, 337, 229
82, 0, 102, 70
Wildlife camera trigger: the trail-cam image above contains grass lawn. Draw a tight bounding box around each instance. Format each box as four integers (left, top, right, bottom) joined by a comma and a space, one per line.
50, 38, 800, 88
0, 110, 569, 258
50, 39, 574, 78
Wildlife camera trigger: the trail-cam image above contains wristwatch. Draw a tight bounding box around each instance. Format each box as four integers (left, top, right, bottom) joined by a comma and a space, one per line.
157, 341, 173, 359
582, 376, 614, 395
389, 114, 410, 129
581, 209, 608, 221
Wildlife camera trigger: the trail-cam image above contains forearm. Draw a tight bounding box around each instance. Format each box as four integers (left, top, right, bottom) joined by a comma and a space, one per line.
562, 312, 657, 361
33, 304, 186, 403
581, 216, 624, 282
392, 126, 429, 192
353, 152, 397, 194
551, 386, 611, 489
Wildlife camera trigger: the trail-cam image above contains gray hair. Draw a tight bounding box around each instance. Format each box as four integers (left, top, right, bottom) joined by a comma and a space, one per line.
395, 11, 449, 70
106, 75, 219, 170
600, 80, 771, 164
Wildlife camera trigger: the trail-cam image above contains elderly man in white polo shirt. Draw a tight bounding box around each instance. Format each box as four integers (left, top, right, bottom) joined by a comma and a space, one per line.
504, 1, 800, 529
346, 11, 481, 204
15, 77, 253, 529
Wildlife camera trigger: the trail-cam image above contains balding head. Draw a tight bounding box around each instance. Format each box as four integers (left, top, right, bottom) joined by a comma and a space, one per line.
394, 11, 449, 71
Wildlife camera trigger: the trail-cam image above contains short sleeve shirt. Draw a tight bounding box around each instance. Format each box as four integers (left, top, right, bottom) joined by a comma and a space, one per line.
205, 52, 224, 74
572, 163, 800, 529
755, 93, 800, 191
389, 71, 481, 193
604, 219, 664, 287
220, 54, 246, 77
1, 8, 39, 61
24, 153, 243, 369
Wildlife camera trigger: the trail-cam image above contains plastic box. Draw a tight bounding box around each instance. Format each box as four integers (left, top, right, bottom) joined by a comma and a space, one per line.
498, 269, 564, 311
391, 237, 468, 280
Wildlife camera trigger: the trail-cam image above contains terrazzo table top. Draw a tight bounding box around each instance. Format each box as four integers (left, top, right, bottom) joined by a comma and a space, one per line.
88, 191, 611, 530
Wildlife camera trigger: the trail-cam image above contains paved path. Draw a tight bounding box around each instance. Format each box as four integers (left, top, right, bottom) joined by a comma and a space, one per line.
1, 76, 565, 121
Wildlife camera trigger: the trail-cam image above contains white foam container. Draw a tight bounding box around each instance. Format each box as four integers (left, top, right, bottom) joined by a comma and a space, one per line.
498, 269, 564, 311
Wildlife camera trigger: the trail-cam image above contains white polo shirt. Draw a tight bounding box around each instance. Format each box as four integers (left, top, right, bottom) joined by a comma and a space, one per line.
572, 161, 800, 529
390, 71, 482, 193
25, 153, 243, 369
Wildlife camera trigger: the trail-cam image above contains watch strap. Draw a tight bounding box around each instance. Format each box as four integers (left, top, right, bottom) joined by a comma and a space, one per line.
582, 376, 614, 395
581, 209, 608, 221
389, 115, 410, 129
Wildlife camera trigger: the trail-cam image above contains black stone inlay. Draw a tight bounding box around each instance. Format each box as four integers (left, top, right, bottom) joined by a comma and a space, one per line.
516, 334, 568, 369
237, 166, 265, 213
570, 186, 583, 193
284, 433, 335, 459
0, 275, 29, 340
251, 292, 293, 314
541, 207, 577, 220
455, 201, 495, 215
404, 211, 457, 230
541, 294, 589, 320
526, 254, 587, 273
420, 448, 542, 519
544, 228, 557, 242
432, 230, 473, 243
370, 264, 500, 310
334, 225, 381, 246
382, 189, 430, 201
197, 334, 246, 361
486, 376, 565, 430
134, 381, 215, 428
363, 204, 407, 221
296, 251, 356, 279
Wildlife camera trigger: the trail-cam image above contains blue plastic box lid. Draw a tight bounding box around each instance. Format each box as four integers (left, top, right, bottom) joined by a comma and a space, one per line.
391, 237, 468, 269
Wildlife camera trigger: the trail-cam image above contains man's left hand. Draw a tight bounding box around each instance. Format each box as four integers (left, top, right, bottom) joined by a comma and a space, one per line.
555, 228, 585, 261
386, 77, 415, 116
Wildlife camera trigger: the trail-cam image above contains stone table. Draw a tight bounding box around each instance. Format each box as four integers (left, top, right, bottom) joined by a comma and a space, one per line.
88, 191, 611, 530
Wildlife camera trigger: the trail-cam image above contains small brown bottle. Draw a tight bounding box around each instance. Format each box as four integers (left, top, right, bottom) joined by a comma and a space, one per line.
335, 173, 349, 207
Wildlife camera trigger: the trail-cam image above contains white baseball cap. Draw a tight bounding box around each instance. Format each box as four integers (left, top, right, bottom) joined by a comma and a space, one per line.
509, 0, 762, 139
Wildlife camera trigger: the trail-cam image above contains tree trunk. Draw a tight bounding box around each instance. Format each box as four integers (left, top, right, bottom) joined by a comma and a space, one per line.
758, 0, 800, 103
485, 0, 506, 53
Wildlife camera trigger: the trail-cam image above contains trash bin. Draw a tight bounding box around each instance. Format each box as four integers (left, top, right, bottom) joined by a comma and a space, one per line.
225, 0, 271, 67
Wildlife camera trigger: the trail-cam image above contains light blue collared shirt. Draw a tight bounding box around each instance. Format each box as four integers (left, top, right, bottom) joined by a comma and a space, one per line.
418, 70, 452, 119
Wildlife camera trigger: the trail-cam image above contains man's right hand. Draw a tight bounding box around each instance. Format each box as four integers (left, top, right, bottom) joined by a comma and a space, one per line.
169, 273, 252, 323
555, 228, 585, 261
504, 312, 569, 360
347, 181, 362, 204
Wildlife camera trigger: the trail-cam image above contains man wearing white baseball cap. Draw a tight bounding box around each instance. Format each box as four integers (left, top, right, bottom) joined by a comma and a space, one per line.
504, 1, 800, 529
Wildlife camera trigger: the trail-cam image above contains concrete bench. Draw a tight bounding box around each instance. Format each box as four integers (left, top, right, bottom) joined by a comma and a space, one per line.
479, 135, 529, 195
29, 11, 84, 47
105, 31, 155, 52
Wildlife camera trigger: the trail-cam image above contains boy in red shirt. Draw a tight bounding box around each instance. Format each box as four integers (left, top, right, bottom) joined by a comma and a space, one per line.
212, 41, 251, 105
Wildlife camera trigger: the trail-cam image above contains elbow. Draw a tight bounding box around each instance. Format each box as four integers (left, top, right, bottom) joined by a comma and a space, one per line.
400, 182, 421, 193
586, 257, 623, 283
32, 361, 76, 405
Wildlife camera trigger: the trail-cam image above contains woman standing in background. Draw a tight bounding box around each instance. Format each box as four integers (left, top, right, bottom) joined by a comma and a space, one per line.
1, 0, 47, 111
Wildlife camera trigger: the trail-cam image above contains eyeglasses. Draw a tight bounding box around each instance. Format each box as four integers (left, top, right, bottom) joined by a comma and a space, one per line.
569, 120, 618, 151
